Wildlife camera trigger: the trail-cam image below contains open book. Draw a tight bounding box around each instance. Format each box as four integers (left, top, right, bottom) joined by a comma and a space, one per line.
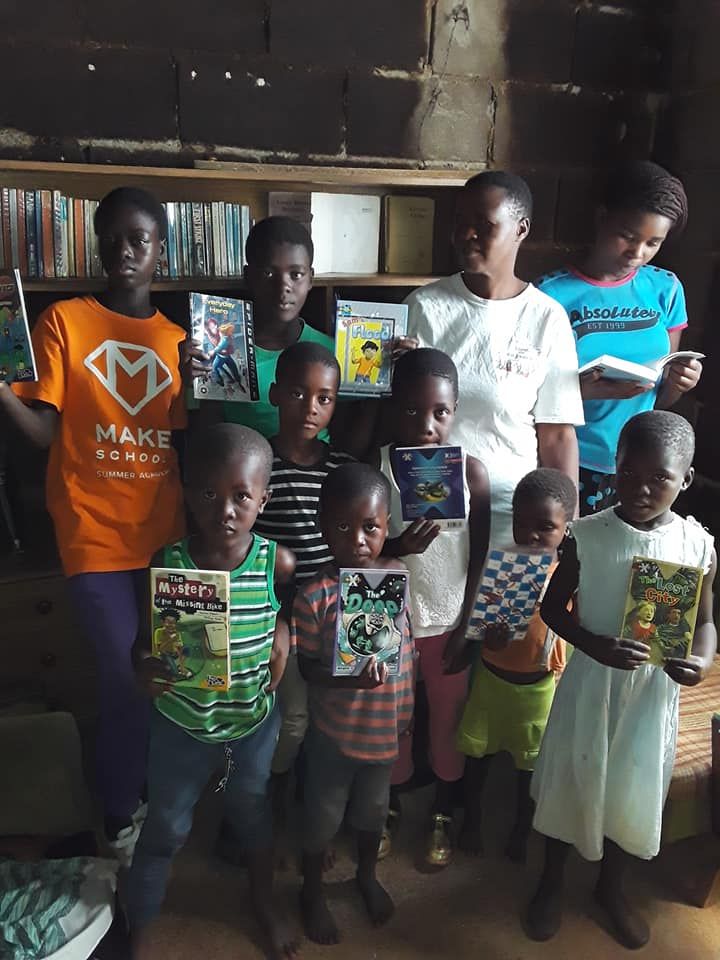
578, 351, 704, 385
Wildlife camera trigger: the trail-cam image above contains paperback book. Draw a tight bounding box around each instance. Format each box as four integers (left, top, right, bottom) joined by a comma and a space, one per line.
467, 549, 554, 643
150, 567, 232, 691
0, 269, 37, 384
333, 568, 409, 677
334, 299, 408, 396
393, 445, 465, 529
190, 293, 259, 402
578, 350, 705, 385
619, 556, 704, 666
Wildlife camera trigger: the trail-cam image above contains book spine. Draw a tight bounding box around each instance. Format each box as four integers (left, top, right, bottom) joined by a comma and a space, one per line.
181, 202, 191, 277
241, 205, 250, 268
89, 200, 103, 278
382, 195, 391, 273
67, 196, 76, 277
25, 190, 38, 278
231, 204, 240, 275
225, 203, 235, 276
1, 189, 11, 269
34, 191, 44, 278
40, 190, 55, 278
52, 190, 68, 278
73, 198, 85, 278
211, 202, 222, 278
203, 201, 214, 276
16, 190, 28, 277
165, 202, 177, 279
219, 202, 228, 278
191, 201, 205, 276
244, 301, 259, 401
8, 189, 19, 269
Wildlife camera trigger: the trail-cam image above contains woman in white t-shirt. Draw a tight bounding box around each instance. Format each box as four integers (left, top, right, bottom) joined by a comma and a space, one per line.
405, 172, 584, 547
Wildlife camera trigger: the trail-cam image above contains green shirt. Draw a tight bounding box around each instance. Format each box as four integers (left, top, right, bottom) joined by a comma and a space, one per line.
223, 320, 334, 439
155, 535, 280, 744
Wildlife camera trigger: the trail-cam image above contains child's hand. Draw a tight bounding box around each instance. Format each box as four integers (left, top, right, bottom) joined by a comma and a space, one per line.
664, 358, 702, 395
180, 336, 211, 384
664, 654, 708, 686
585, 634, 651, 670
391, 335, 419, 360
483, 622, 511, 652
356, 656, 389, 689
135, 656, 174, 698
442, 627, 472, 674
397, 518, 441, 555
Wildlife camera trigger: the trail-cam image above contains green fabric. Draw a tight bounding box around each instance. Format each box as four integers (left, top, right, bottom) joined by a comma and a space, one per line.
457, 661, 556, 771
0, 857, 91, 959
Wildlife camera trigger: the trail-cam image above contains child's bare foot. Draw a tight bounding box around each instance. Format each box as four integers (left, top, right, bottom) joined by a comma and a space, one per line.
594, 883, 650, 950
300, 888, 340, 945
357, 874, 394, 926
524, 881, 563, 942
458, 817, 484, 856
322, 847, 337, 872
505, 822, 529, 864
255, 903, 301, 959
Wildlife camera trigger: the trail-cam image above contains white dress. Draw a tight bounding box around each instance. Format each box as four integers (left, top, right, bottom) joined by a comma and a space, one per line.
405, 275, 584, 547
531, 508, 714, 861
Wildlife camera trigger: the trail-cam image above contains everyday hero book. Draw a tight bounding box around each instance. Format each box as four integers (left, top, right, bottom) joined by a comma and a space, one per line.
620, 556, 704, 666
190, 293, 258, 402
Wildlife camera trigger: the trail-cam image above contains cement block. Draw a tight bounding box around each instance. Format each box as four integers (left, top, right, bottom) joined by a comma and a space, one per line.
573, 7, 668, 91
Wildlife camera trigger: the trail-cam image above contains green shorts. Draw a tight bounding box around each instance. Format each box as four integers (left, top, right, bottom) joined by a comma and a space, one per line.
456, 660, 556, 771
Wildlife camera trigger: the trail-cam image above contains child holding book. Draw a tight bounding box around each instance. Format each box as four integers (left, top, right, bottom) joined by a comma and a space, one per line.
527, 410, 716, 950
455, 468, 577, 865
378, 347, 490, 866
294, 463, 415, 945
253, 340, 354, 841
126, 423, 299, 960
537, 162, 702, 515
184, 216, 334, 439
0, 187, 186, 859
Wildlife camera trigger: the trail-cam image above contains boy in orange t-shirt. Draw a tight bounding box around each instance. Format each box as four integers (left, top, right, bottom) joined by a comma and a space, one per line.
0, 187, 186, 860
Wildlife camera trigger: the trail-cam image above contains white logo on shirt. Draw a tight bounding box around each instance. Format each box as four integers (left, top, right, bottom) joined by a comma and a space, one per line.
84, 340, 173, 416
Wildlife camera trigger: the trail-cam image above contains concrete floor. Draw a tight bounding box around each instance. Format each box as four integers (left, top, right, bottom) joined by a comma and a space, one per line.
134, 759, 720, 960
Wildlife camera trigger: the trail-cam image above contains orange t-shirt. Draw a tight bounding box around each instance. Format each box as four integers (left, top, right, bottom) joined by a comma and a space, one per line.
13, 296, 186, 576
481, 560, 566, 676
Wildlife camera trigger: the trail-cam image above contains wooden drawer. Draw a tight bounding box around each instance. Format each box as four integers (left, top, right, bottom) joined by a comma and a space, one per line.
0, 575, 97, 720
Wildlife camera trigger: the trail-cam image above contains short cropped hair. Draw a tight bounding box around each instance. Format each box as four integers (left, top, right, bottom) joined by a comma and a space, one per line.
94, 187, 168, 240
618, 410, 695, 471
513, 468, 577, 521
185, 423, 273, 486
245, 216, 314, 266
603, 161, 688, 235
275, 341, 340, 386
463, 170, 533, 222
320, 463, 391, 513
392, 347, 459, 401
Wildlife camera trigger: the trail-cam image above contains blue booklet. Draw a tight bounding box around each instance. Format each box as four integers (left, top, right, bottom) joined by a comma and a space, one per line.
393, 445, 465, 530
467, 549, 554, 643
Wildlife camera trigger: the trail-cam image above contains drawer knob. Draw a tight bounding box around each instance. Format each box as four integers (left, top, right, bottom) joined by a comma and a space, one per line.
36, 600, 53, 615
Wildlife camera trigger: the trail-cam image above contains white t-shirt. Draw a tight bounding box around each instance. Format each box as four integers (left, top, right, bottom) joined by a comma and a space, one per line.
405, 274, 584, 546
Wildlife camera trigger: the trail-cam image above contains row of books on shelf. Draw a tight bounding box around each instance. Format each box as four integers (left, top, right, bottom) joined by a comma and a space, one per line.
0, 188, 251, 280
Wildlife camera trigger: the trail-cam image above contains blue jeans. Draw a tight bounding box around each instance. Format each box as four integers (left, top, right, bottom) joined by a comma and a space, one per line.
125, 705, 280, 931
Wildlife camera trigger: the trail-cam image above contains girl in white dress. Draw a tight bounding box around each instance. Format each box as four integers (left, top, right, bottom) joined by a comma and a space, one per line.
527, 410, 716, 950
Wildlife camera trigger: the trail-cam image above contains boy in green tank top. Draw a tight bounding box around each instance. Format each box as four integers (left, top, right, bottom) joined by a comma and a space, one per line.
126, 424, 299, 960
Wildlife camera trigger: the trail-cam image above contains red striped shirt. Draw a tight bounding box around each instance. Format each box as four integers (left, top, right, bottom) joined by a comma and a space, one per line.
292, 568, 415, 762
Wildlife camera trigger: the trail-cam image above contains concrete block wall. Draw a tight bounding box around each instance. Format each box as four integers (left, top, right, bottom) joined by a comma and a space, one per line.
0, 1, 672, 275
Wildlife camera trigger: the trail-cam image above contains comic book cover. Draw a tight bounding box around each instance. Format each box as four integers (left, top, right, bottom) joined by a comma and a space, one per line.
393, 445, 465, 530
467, 549, 554, 643
0, 269, 37, 384
333, 568, 409, 677
620, 556, 704, 666
334, 299, 408, 396
150, 567, 232, 691
190, 293, 259, 402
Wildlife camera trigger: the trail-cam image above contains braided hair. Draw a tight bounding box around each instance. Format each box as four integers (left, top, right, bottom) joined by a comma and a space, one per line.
603, 161, 688, 235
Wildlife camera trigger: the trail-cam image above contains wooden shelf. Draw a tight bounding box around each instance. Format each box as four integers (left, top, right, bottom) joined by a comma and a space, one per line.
22, 274, 441, 294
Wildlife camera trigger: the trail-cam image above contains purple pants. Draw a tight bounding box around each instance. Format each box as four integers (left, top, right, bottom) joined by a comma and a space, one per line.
67, 568, 150, 822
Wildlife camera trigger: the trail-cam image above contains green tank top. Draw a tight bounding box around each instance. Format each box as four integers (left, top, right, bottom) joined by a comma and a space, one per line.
156, 534, 279, 743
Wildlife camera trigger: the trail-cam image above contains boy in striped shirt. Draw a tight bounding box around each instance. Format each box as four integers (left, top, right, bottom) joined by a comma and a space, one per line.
127, 424, 299, 960
294, 464, 415, 945
254, 341, 354, 833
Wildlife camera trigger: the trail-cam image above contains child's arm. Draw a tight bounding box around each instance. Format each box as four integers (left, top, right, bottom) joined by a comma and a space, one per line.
541, 537, 651, 670
268, 617, 290, 693
665, 549, 718, 686
443, 454, 491, 672
132, 552, 175, 697
0, 387, 58, 448
268, 546, 297, 691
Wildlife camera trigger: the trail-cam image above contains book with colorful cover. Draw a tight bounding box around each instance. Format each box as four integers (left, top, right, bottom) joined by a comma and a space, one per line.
620, 556, 704, 666
393, 445, 465, 530
467, 549, 554, 643
190, 293, 259, 402
333, 568, 409, 677
334, 299, 408, 396
150, 567, 231, 691
0, 269, 37, 384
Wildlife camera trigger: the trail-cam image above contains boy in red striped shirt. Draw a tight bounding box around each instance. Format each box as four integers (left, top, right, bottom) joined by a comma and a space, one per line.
293, 463, 414, 945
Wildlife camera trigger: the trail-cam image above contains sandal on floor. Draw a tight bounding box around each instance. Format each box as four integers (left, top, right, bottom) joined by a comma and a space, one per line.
425, 813, 454, 868
378, 807, 400, 861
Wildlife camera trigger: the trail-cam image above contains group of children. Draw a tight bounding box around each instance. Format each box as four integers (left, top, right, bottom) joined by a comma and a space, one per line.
0, 175, 716, 960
